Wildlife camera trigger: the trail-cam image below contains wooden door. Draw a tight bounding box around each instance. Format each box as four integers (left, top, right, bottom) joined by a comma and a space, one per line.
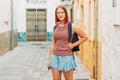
26, 9, 46, 41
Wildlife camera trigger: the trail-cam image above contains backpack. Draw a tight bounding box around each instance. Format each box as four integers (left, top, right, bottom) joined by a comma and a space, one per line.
54, 22, 80, 52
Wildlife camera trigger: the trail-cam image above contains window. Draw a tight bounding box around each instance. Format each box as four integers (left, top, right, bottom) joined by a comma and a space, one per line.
112, 0, 117, 7
61, 0, 71, 2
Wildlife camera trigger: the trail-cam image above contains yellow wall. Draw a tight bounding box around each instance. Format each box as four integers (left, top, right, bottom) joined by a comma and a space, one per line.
73, 0, 101, 79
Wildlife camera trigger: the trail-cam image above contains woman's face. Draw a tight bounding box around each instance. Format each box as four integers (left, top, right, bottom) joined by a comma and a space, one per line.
56, 7, 65, 21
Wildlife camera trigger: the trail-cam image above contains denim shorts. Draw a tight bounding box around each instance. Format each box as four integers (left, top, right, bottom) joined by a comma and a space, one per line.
49, 54, 77, 72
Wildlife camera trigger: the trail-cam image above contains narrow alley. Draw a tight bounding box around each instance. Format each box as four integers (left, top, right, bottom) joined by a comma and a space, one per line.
0, 42, 90, 80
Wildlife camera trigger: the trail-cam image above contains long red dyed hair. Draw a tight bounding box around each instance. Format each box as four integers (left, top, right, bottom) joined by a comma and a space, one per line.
55, 5, 69, 24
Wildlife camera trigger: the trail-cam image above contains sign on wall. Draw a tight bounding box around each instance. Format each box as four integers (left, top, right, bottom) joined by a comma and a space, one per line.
27, 0, 46, 4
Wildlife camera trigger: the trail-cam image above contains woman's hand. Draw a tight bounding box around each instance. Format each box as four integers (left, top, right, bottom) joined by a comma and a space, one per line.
47, 60, 51, 70
68, 43, 74, 49
47, 55, 51, 70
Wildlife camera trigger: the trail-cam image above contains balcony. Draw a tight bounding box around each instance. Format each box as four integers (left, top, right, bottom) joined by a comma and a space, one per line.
61, 0, 73, 5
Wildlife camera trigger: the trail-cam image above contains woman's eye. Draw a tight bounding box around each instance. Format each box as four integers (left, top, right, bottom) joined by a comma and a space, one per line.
57, 12, 64, 14
57, 12, 60, 14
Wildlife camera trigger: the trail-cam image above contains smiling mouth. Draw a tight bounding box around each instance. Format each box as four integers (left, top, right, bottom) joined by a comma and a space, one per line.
59, 17, 63, 19
60, 16, 64, 18
59, 16, 62, 18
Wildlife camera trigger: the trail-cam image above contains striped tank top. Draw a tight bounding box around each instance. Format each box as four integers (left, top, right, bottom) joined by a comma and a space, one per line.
53, 24, 72, 56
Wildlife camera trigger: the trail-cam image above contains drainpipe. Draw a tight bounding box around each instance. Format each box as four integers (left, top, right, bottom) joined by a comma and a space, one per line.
94, 0, 98, 79
10, 0, 14, 50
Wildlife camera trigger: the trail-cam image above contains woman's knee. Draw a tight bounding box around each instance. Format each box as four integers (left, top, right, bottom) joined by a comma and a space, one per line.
53, 78, 61, 80
63, 70, 73, 80
52, 68, 61, 80
52, 75, 61, 80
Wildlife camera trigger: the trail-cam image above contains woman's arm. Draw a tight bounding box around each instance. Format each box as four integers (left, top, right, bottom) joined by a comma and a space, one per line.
68, 23, 88, 49
48, 33, 55, 61
47, 34, 55, 70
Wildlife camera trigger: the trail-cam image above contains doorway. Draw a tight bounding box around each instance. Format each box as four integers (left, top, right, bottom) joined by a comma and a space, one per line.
26, 9, 46, 41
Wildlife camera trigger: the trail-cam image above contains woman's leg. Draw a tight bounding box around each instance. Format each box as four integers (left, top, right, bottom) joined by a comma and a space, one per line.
63, 69, 73, 80
52, 68, 62, 80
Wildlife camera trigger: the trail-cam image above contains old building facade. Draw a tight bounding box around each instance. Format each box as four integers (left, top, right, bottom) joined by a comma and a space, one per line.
0, 0, 17, 55
73, 0, 120, 80
0, 0, 120, 80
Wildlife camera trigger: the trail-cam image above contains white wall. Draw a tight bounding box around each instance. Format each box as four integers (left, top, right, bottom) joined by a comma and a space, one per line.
0, 0, 11, 33
16, 0, 26, 32
16, 0, 60, 32
112, 0, 120, 24
0, 0, 17, 33
101, 0, 120, 80
46, 0, 60, 32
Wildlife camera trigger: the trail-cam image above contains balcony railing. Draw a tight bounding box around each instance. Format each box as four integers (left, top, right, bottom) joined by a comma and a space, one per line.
61, 0, 73, 5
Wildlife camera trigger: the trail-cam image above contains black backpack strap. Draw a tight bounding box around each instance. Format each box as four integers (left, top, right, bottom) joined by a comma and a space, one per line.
53, 25, 57, 31
68, 22, 72, 42
54, 22, 60, 31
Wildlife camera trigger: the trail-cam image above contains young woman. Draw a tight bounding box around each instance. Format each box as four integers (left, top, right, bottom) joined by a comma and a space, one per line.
47, 5, 88, 80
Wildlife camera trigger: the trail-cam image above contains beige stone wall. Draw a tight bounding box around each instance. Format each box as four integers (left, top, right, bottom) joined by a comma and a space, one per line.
0, 30, 17, 56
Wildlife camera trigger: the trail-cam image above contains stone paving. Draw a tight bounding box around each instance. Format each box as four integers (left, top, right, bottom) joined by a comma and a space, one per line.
0, 42, 90, 80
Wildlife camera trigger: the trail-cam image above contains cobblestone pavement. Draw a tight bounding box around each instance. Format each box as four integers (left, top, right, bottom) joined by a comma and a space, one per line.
0, 42, 90, 80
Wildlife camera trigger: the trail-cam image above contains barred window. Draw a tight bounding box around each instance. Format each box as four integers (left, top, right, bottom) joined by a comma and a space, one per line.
112, 0, 117, 7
